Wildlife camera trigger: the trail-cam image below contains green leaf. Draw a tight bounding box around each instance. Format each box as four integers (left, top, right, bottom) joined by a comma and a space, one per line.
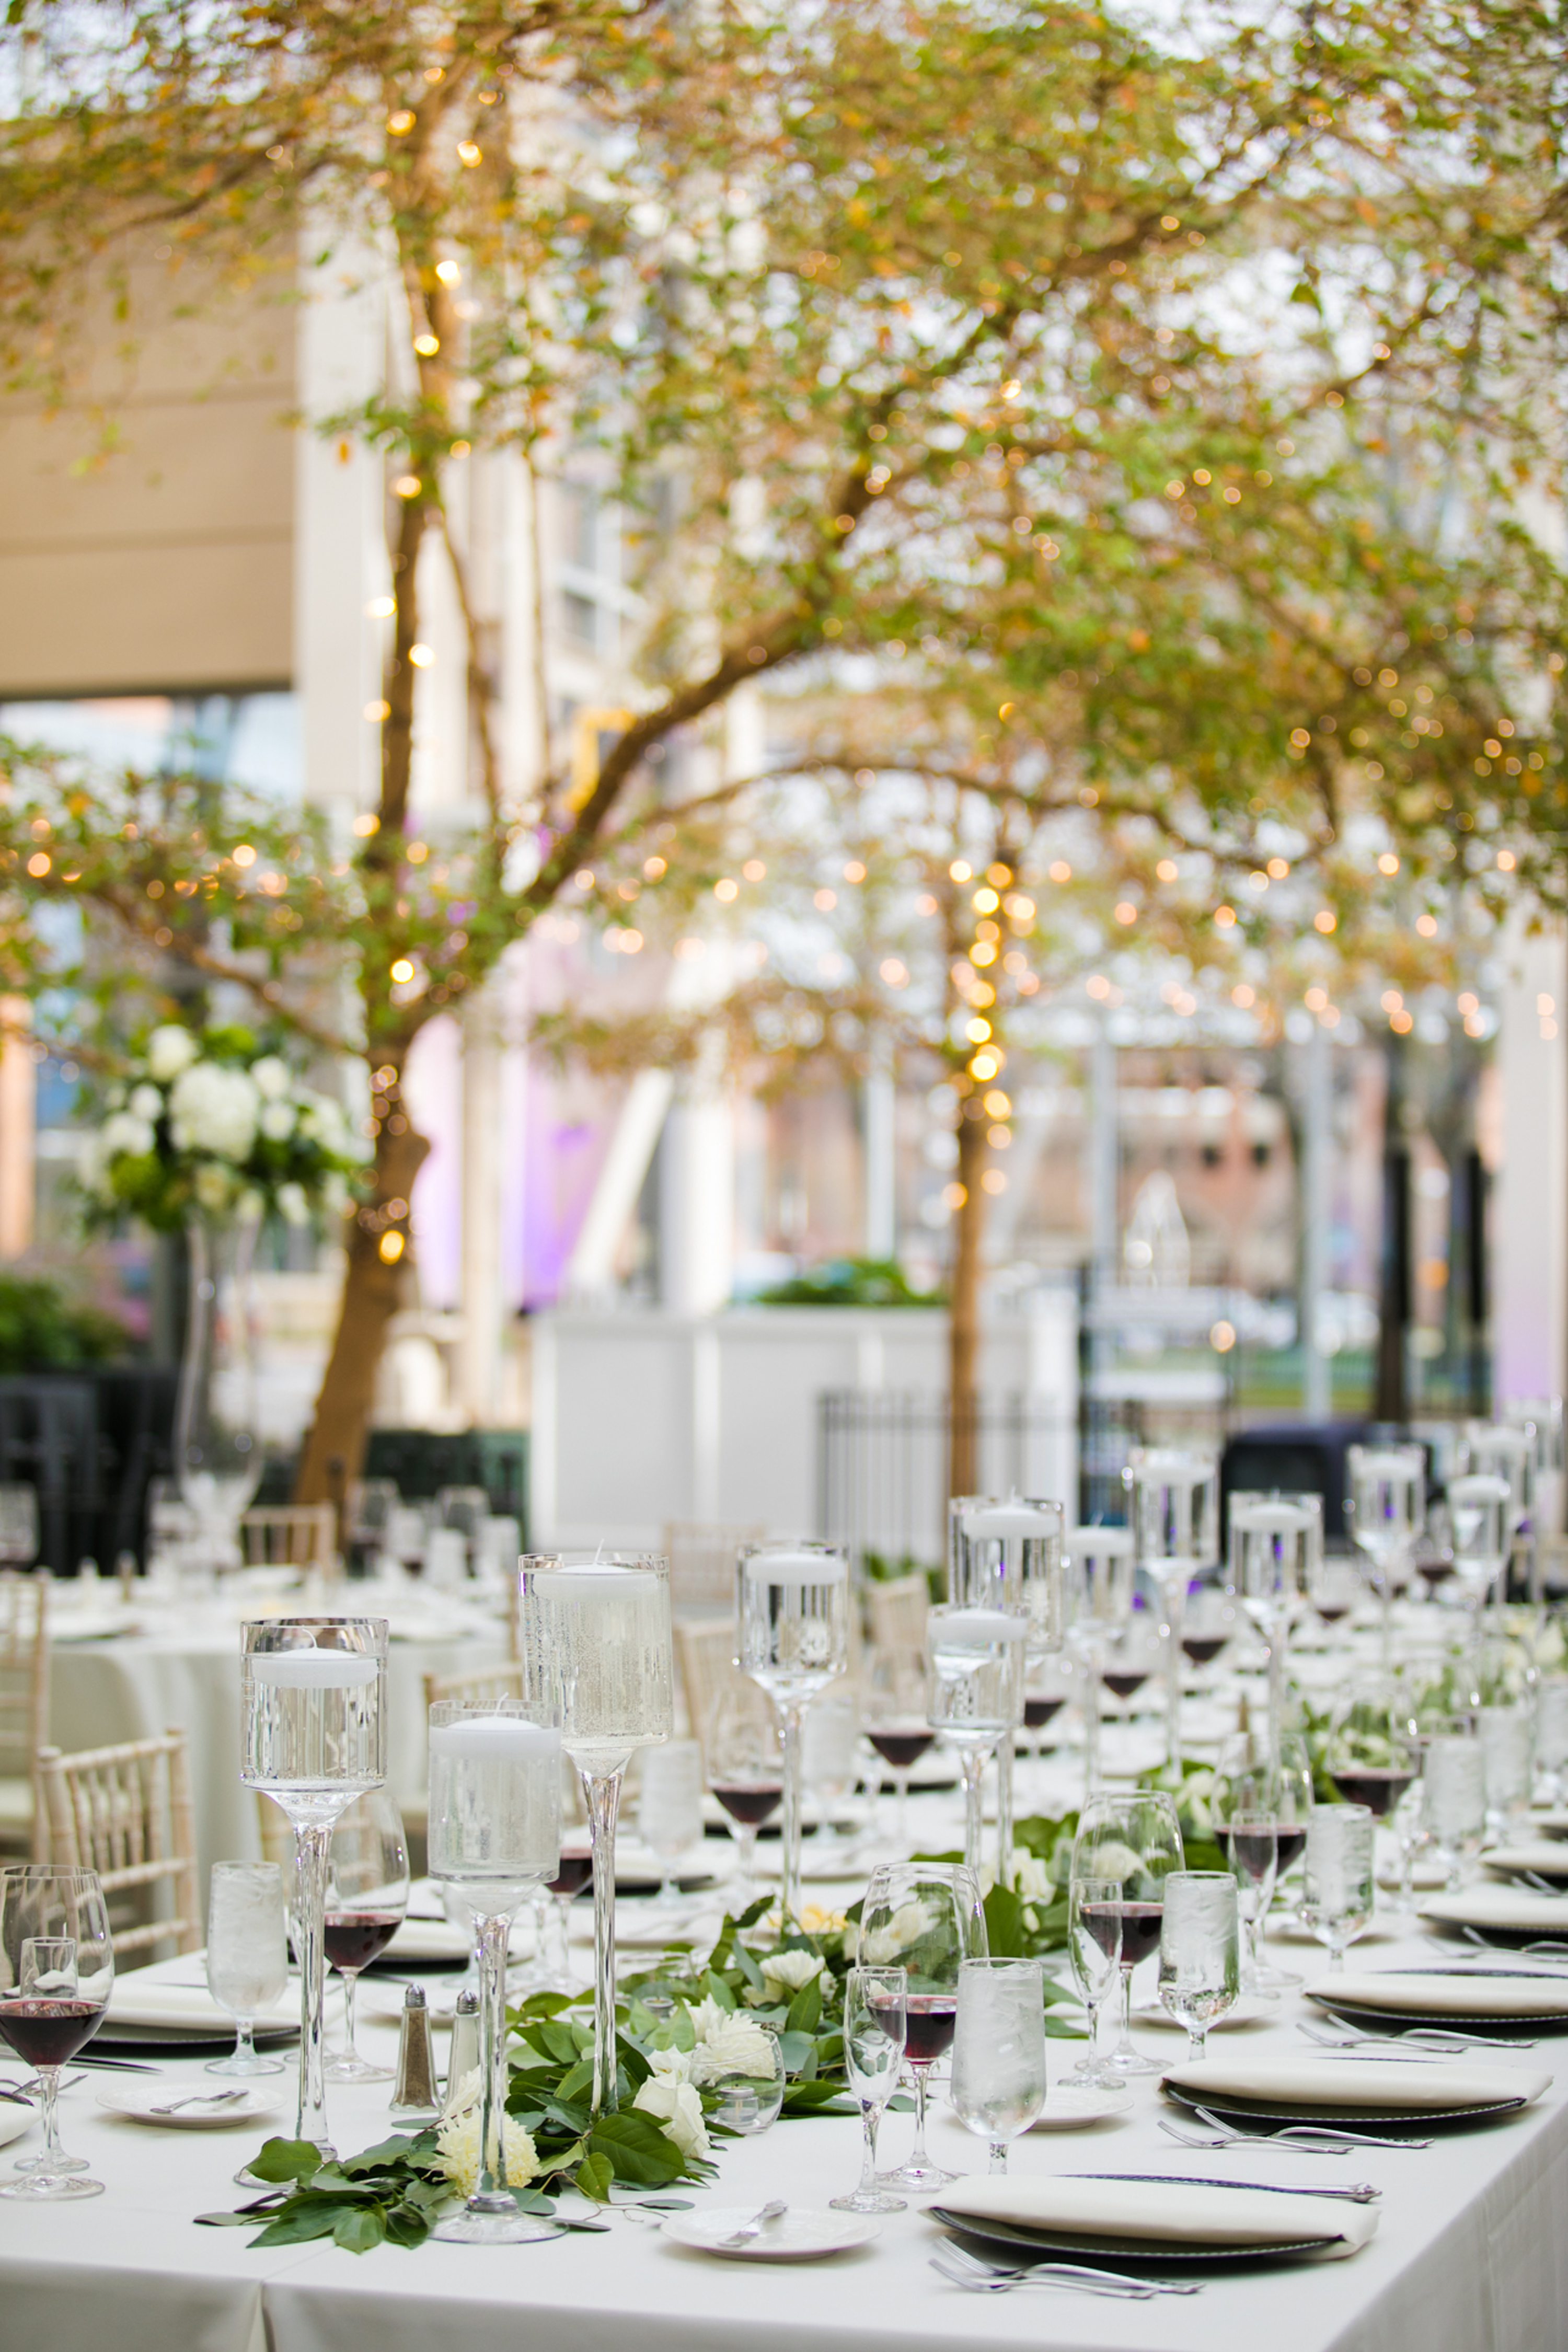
779, 2080, 856, 2115
247, 2137, 326, 2185
341, 2132, 436, 2174
785, 1976, 822, 2034
383, 2203, 433, 2250
575, 2152, 616, 2203
586, 2111, 687, 2187
333, 2203, 387, 2254
250, 2203, 342, 2249
777, 2030, 816, 2074
983, 1884, 1026, 1958
555, 2058, 595, 2104
701, 1969, 737, 2012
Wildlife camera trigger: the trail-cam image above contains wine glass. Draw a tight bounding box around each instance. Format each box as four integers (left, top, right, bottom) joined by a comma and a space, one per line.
1221, 1814, 1277, 2003
1158, 1872, 1240, 2060
427, 1698, 562, 2244
1069, 1791, 1184, 2077
1449, 1473, 1513, 1648
1299, 1804, 1375, 1969
638, 1738, 705, 1913
205, 1860, 287, 2076
831, 1965, 907, 2213
863, 1647, 934, 1850
1063, 1524, 1135, 1797
859, 1860, 986, 2192
0, 1865, 113, 2200
1325, 1677, 1418, 1824
241, 1616, 388, 2153
324, 1789, 409, 2083
1347, 1444, 1424, 1671
1308, 1553, 1362, 1633
951, 1956, 1047, 2171
949, 1496, 1064, 1888
925, 1604, 1025, 1882
704, 1680, 783, 1900
737, 1541, 850, 1928
1021, 1652, 1075, 1812
1066, 1873, 1125, 2087
517, 1552, 673, 2116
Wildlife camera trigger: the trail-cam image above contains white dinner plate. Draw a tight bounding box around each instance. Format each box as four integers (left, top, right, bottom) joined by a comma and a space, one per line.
662, 2206, 879, 2260
95, 2080, 286, 2129
0, 2097, 34, 2150
1029, 2085, 1133, 2129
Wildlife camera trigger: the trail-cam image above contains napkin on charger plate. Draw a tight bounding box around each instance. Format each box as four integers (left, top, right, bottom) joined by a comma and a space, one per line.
1419, 1885, 1568, 1936
1161, 2055, 1552, 2112
938, 2174, 1379, 2260
1309, 1970, 1568, 2020
103, 1978, 297, 2035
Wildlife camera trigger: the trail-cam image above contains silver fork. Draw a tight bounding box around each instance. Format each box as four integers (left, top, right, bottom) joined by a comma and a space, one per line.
151, 2088, 252, 2116
939, 2240, 1202, 2297
1300, 2020, 1536, 2054
1181, 2103, 1433, 2152
930, 2250, 1159, 2301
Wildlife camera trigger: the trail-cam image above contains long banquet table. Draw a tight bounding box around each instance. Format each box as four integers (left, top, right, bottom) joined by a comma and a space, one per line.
5, 1758, 1567, 2352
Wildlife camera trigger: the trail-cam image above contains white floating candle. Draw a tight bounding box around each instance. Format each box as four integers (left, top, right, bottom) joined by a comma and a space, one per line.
932, 1607, 1028, 1647
428, 1716, 560, 1763
962, 1504, 1057, 1539
1067, 1526, 1136, 1554
743, 1550, 849, 1584
534, 1567, 660, 1601
250, 1651, 379, 1689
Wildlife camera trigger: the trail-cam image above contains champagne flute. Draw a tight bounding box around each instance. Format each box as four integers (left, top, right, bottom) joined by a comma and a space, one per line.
0, 1865, 113, 2201
517, 1552, 673, 2115
703, 1681, 782, 1902
1158, 1871, 1240, 2061
737, 1541, 850, 1929
859, 1861, 986, 2192
241, 1617, 387, 2153
1219, 1813, 1276, 2004
1066, 1873, 1125, 2087
427, 1698, 562, 2244
205, 1860, 287, 2076
1070, 1791, 1184, 2077
324, 1789, 409, 2083
830, 1965, 907, 2214
925, 1603, 1025, 1881
951, 1956, 1047, 2171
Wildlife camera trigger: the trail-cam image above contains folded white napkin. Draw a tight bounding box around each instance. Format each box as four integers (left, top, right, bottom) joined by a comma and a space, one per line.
1162, 2054, 1550, 2112
1310, 1969, 1568, 2020
939, 2175, 1378, 2259
105, 1978, 297, 2034
1420, 1885, 1568, 1934
383, 1918, 471, 1963
1482, 1846, 1568, 1882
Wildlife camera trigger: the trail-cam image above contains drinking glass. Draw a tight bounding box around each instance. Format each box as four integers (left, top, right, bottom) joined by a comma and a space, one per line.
1069, 1791, 1184, 2076
1066, 1874, 1125, 2087
1299, 1804, 1375, 1969
707, 2019, 785, 2135
926, 1602, 1025, 1881
860, 1860, 986, 2192
737, 1542, 850, 1929
1346, 1443, 1424, 1671
704, 1680, 783, 1900
205, 1860, 287, 2076
1229, 1492, 1321, 1759
1448, 1472, 1512, 1645
1536, 1678, 1568, 1804
1063, 1524, 1135, 1797
951, 1956, 1048, 2171
831, 1965, 907, 2213
1158, 1871, 1240, 2060
949, 1496, 1064, 1888
638, 1738, 705, 1911
1422, 1732, 1487, 1885
518, 1552, 673, 2114
1179, 1583, 1236, 1681
0, 1485, 38, 1568
427, 1698, 562, 2244
0, 1865, 113, 2200
1325, 1677, 1418, 1820
324, 1789, 409, 2083
1224, 1812, 1278, 2000
1477, 1703, 1533, 1828
863, 1648, 933, 1850
241, 1616, 387, 2152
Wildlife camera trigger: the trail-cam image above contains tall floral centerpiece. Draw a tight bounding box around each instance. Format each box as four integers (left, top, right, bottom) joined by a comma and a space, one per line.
83, 1025, 365, 1565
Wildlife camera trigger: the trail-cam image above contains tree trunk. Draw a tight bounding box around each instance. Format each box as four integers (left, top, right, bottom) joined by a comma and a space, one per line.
948, 1108, 989, 1498
294, 1121, 431, 1514
1374, 1034, 1410, 1425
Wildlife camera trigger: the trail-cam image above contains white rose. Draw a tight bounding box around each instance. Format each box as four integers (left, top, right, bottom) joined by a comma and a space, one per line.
693, 2021, 777, 2084
258, 1100, 295, 1142
250, 1055, 291, 1100
758, 1950, 824, 2000
275, 1181, 310, 1226
856, 1899, 933, 1967
632, 2074, 710, 2163
645, 2043, 701, 2086
147, 1024, 198, 1081
168, 1062, 259, 1161
129, 1084, 163, 1121
102, 1112, 155, 1158
686, 1995, 730, 2044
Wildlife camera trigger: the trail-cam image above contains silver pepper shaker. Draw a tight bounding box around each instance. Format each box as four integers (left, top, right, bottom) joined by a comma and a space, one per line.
444, 1988, 480, 2114
388, 1983, 440, 2126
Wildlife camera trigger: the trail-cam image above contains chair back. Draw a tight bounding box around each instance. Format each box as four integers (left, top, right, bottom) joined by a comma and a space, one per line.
240, 1504, 336, 1570
663, 1522, 766, 1616
37, 1728, 200, 1965
866, 1573, 929, 1657
0, 1570, 47, 1781
674, 1619, 748, 1750
422, 1663, 524, 1714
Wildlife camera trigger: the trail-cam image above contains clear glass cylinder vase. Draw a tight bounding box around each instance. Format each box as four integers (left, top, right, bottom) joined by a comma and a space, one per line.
175, 1212, 262, 1571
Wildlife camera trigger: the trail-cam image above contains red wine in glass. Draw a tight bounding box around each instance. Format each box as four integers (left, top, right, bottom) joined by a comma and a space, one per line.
1023, 1696, 1065, 1731
712, 1783, 783, 1827
1229, 1824, 1279, 1885
877, 1991, 957, 2065
868, 1730, 935, 1771
1081, 1899, 1164, 1968
1102, 1671, 1149, 1701
548, 1849, 594, 1899
1182, 1637, 1228, 1666
1417, 1559, 1457, 1592
1331, 1767, 1413, 1817
1274, 1825, 1307, 1872
0, 1998, 103, 2070
324, 1911, 403, 1972
1316, 1603, 1351, 1625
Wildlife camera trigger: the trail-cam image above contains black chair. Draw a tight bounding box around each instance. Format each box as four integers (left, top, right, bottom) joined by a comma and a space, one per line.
1220, 1424, 1367, 1542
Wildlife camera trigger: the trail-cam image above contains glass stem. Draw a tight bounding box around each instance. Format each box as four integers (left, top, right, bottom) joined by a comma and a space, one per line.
234, 2020, 258, 2069
583, 1767, 623, 2114
1163, 1579, 1185, 1772
1083, 1665, 1101, 1800
1116, 1960, 1135, 2056
894, 1771, 909, 1851
474, 1909, 513, 2207
37, 2065, 63, 2172
341, 1969, 360, 2061
908, 2062, 931, 2170
988, 2140, 1008, 2175
858, 2101, 881, 2193
1187, 2027, 1205, 2063
996, 1733, 1015, 1893
1266, 1621, 1286, 1772
779, 1702, 804, 1930
960, 1750, 986, 1882
293, 1820, 333, 2153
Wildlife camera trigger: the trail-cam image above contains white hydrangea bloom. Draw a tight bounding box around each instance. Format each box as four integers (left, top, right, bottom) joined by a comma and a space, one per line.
275, 1181, 310, 1226
147, 1024, 198, 1081
250, 1055, 291, 1100
685, 1995, 730, 2044
101, 1112, 155, 1159
434, 2103, 539, 2198
632, 2074, 710, 2162
693, 2021, 777, 2084
258, 1100, 295, 1143
129, 1084, 164, 1122
168, 1062, 259, 1162
759, 1949, 824, 1999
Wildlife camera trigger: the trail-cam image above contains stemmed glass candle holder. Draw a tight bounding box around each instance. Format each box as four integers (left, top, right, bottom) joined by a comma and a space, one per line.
324, 1788, 408, 2082
241, 1617, 387, 2153
427, 1700, 562, 2244
736, 1542, 849, 1929
948, 1497, 1064, 1889
1125, 1446, 1219, 1771
1448, 1473, 1513, 1650
1229, 1492, 1321, 1764
518, 1553, 673, 2113
926, 1604, 1026, 1882
1064, 1526, 1135, 1798
1347, 1443, 1424, 1671
0, 1865, 113, 2200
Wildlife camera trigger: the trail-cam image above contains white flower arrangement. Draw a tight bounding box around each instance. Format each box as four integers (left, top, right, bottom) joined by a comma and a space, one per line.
434, 2073, 540, 2198
82, 1021, 366, 1233
631, 2073, 711, 2163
